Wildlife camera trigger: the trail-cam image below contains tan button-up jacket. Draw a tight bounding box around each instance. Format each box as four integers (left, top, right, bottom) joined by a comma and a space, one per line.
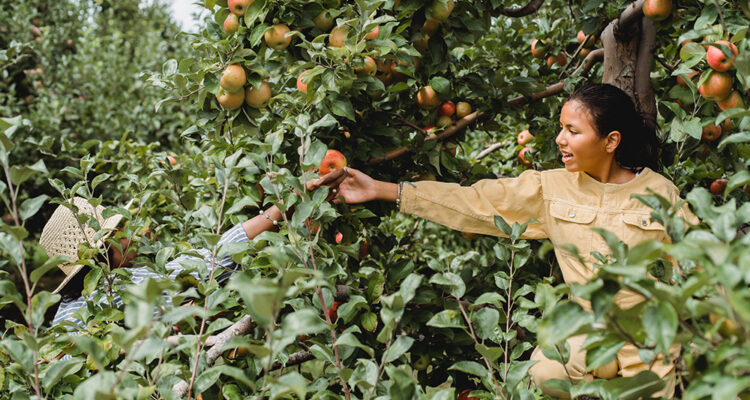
400, 168, 699, 309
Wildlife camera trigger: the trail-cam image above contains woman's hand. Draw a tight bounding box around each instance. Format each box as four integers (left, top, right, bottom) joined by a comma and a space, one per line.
305, 168, 348, 201
336, 168, 397, 204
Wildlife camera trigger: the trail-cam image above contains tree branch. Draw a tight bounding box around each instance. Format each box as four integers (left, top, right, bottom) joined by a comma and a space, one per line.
635, 17, 657, 116
368, 111, 482, 165
172, 315, 256, 398
477, 140, 513, 159
615, 0, 646, 37
498, 0, 546, 17
507, 48, 603, 107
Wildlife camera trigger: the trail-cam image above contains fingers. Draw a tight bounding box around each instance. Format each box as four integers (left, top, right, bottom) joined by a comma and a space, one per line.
306, 168, 349, 191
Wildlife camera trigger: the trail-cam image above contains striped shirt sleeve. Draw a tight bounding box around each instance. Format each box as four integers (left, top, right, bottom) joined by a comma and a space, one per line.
51, 223, 250, 329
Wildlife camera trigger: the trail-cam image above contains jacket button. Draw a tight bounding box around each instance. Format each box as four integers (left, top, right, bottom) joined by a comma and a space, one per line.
642, 220, 647, 226
568, 211, 576, 218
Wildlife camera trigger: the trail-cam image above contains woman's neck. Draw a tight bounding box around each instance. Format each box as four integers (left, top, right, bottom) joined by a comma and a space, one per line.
586, 163, 637, 184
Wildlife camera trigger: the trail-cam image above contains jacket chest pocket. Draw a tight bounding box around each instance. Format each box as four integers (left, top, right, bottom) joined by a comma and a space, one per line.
548, 201, 597, 259
621, 212, 666, 246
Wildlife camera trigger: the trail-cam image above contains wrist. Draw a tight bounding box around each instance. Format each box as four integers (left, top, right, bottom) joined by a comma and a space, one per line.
375, 181, 398, 203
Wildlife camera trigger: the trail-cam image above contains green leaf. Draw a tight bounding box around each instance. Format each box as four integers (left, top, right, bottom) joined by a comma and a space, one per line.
426, 309, 465, 329
20, 194, 48, 220
447, 361, 488, 378
429, 76, 451, 98
643, 302, 677, 354
600, 370, 665, 400
472, 308, 500, 340
43, 358, 84, 391
330, 96, 355, 121
336, 332, 375, 357
227, 274, 280, 328
506, 360, 536, 390
494, 215, 512, 235
537, 302, 593, 347
281, 309, 328, 337
718, 131, 750, 150
383, 335, 414, 363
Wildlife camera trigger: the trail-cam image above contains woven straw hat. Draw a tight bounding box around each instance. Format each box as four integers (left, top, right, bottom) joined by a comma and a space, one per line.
39, 197, 132, 294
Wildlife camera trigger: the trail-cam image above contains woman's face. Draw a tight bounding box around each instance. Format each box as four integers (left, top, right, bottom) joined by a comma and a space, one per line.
555, 100, 613, 176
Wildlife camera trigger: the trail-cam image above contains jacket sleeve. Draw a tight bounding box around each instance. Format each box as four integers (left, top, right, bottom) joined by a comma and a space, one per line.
399, 169, 547, 239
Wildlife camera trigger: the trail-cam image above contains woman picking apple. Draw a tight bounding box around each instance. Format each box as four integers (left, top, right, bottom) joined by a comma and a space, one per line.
335, 83, 699, 398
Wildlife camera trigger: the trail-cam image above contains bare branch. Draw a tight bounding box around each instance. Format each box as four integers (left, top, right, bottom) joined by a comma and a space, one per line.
172, 315, 256, 398
477, 140, 513, 160
272, 350, 314, 369
498, 0, 545, 17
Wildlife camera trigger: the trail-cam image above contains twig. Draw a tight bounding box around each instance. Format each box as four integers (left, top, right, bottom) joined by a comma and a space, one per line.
477, 140, 512, 159
713, 0, 727, 35
498, 0, 546, 17
456, 297, 506, 399
389, 112, 427, 135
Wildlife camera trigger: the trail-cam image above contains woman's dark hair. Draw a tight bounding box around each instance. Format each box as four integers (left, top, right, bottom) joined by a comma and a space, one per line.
568, 83, 659, 171
59, 265, 90, 303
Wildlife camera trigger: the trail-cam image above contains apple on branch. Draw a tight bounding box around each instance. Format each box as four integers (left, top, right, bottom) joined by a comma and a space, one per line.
706, 41, 738, 72
439, 101, 456, 116
264, 24, 292, 50
417, 86, 441, 109
224, 14, 239, 34
643, 0, 672, 21
455, 102, 472, 118
517, 129, 534, 145
319, 150, 347, 176
245, 82, 272, 108
228, 0, 253, 16
220, 64, 247, 92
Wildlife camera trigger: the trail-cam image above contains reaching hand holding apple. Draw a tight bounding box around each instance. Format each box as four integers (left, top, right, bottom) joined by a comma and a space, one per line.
335, 168, 398, 204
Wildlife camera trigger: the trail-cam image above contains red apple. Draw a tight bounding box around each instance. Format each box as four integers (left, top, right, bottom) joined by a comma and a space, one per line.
319, 150, 347, 175
167, 155, 177, 166
228, 0, 253, 16
577, 31, 594, 47
458, 389, 479, 400
417, 86, 441, 109
365, 25, 379, 40
297, 69, 311, 93
265, 24, 292, 50
329, 25, 348, 47
216, 87, 244, 110
245, 81, 272, 108
710, 178, 728, 195
358, 240, 369, 258
421, 18, 441, 35
676, 70, 697, 86
327, 301, 341, 322
335, 232, 343, 243
224, 13, 239, 34
702, 123, 722, 141
699, 71, 733, 101
423, 125, 436, 134
220, 64, 246, 92
439, 101, 456, 116
517, 130, 535, 145
354, 56, 377, 76
456, 102, 472, 118
643, 0, 671, 21
519, 147, 533, 166
706, 41, 738, 72
716, 91, 744, 110
531, 39, 547, 59
314, 10, 334, 31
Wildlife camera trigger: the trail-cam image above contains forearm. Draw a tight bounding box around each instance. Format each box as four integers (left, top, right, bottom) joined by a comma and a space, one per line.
242, 205, 285, 240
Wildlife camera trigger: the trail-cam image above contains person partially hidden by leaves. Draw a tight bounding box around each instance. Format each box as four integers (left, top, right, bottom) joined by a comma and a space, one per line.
336, 84, 701, 399
42, 169, 347, 333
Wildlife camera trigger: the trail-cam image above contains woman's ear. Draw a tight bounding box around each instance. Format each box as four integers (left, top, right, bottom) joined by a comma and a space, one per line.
605, 130, 621, 153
